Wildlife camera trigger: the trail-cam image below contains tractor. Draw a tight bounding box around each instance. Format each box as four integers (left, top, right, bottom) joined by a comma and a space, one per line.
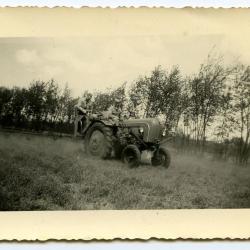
74, 105, 171, 168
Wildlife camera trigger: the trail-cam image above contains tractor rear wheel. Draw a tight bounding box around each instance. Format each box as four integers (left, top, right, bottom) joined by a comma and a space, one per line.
151, 147, 171, 168
122, 145, 141, 168
85, 123, 113, 159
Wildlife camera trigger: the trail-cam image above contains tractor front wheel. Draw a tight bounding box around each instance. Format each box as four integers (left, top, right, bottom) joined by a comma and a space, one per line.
122, 145, 141, 168
151, 147, 171, 168
85, 123, 113, 159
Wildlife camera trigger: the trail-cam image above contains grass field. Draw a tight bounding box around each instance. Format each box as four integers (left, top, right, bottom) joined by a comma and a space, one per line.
0, 132, 250, 210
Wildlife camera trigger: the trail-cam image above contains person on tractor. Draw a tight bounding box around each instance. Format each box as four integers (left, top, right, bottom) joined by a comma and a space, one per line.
74, 96, 93, 136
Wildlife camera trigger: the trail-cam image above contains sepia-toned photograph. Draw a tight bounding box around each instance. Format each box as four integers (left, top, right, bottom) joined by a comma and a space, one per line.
0, 8, 250, 214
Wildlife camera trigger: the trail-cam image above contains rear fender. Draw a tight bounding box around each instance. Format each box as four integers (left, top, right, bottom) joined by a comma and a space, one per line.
83, 120, 114, 135
100, 120, 117, 127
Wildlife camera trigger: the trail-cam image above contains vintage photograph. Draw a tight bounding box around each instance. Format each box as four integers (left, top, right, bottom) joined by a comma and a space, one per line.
0, 8, 250, 212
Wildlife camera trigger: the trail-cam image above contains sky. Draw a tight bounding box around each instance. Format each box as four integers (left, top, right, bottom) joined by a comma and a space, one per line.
0, 32, 249, 97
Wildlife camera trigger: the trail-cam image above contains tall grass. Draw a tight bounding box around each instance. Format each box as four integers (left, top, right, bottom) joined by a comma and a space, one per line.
0, 132, 250, 210
172, 134, 250, 165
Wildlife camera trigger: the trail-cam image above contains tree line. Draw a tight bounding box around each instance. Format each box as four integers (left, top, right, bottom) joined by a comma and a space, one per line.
0, 54, 249, 164
0, 80, 77, 133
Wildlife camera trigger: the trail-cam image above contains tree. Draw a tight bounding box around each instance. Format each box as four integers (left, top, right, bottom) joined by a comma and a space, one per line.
57, 85, 77, 123
232, 64, 250, 164
25, 81, 46, 122
44, 79, 59, 123
10, 87, 27, 126
0, 80, 77, 132
129, 66, 184, 131
92, 90, 113, 113
154, 66, 184, 130
214, 89, 235, 142
129, 76, 150, 118
188, 55, 229, 145
92, 83, 127, 118
0, 87, 14, 126
110, 83, 127, 118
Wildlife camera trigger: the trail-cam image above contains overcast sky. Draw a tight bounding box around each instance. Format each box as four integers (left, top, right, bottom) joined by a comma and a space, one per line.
0, 34, 249, 96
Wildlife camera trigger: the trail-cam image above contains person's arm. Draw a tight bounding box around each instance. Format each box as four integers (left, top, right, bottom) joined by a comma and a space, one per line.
76, 106, 87, 115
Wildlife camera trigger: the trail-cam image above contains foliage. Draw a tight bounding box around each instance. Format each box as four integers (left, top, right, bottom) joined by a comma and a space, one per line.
0, 53, 250, 163
231, 65, 250, 163
186, 55, 229, 144
129, 66, 184, 131
91, 83, 127, 118
0, 80, 76, 132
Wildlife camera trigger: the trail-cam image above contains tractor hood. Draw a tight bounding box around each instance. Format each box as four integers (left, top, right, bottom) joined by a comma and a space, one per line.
122, 118, 163, 143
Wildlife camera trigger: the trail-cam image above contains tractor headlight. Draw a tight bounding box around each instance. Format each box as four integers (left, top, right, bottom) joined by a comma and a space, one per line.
162, 128, 166, 137
138, 127, 144, 135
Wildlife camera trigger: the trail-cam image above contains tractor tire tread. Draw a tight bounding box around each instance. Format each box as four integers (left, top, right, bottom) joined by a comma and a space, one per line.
85, 122, 114, 159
